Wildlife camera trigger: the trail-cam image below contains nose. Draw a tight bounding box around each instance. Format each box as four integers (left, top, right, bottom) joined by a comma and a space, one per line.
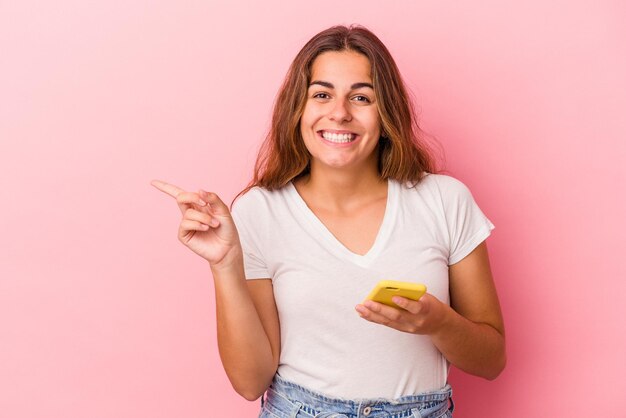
328, 98, 352, 123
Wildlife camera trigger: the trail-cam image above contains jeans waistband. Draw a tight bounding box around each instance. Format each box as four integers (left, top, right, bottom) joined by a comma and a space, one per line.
263, 374, 453, 418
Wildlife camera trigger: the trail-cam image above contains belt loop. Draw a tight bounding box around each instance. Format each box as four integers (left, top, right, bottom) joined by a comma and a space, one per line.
260, 392, 265, 408
410, 407, 424, 418
289, 400, 303, 418
448, 396, 454, 412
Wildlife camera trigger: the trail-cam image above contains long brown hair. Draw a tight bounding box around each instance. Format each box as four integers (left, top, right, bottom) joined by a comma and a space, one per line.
237, 24, 439, 200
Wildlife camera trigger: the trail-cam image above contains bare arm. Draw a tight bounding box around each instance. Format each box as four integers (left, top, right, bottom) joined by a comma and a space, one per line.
355, 242, 506, 379
214, 266, 280, 400
151, 180, 280, 400
431, 242, 505, 378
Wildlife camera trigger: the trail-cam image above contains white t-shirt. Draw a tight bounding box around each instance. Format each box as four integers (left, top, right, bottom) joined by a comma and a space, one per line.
231, 173, 494, 399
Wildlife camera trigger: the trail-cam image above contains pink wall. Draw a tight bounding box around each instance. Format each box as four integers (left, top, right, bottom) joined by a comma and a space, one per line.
1, 1, 625, 417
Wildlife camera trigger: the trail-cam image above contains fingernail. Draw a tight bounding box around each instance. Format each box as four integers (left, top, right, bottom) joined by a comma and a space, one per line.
198, 200, 207, 206
210, 219, 219, 227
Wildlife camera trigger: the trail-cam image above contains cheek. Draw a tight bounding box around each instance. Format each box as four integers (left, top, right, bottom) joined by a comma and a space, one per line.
298, 116, 316, 151
359, 109, 381, 132
301, 105, 320, 125
300, 112, 311, 129
300, 109, 323, 142
371, 114, 382, 132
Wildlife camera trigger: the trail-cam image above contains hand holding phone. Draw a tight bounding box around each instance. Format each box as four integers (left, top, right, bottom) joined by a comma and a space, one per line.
365, 280, 427, 307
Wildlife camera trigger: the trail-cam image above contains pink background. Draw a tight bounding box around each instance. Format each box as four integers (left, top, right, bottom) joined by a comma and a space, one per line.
1, 1, 625, 417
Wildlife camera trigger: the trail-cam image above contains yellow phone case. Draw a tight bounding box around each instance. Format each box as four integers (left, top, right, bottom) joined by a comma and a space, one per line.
365, 280, 427, 307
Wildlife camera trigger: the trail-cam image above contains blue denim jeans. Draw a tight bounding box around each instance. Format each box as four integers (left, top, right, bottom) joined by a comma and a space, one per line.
259, 374, 454, 418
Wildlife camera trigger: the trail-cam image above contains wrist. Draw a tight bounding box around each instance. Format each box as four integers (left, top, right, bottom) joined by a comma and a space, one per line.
429, 300, 458, 338
210, 247, 244, 276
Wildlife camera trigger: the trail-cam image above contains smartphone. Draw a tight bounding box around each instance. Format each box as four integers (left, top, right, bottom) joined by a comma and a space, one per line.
365, 280, 427, 307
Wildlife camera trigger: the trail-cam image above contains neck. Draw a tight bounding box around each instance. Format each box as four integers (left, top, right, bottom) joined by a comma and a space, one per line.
295, 162, 387, 210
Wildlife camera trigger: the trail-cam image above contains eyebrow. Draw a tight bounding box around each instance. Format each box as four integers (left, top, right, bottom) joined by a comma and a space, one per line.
309, 80, 374, 90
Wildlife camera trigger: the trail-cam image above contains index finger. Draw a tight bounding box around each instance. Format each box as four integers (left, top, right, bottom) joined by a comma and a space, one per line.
390, 296, 423, 315
150, 179, 184, 198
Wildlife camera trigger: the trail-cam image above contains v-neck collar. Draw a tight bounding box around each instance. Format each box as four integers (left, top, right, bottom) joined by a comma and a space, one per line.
286, 179, 398, 267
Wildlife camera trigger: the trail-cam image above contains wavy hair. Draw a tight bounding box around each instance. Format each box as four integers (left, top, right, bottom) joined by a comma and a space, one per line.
237, 24, 439, 200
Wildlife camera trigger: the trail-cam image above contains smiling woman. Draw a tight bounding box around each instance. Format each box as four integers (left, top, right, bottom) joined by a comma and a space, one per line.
152, 24, 505, 418
299, 50, 381, 171
240, 25, 437, 195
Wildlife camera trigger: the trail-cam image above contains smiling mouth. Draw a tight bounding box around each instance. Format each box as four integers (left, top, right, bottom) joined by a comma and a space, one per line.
320, 130, 357, 143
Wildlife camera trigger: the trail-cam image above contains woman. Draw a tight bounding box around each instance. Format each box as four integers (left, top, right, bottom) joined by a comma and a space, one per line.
152, 25, 505, 417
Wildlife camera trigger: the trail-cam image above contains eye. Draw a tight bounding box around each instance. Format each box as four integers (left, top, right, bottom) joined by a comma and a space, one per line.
352, 95, 371, 103
312, 92, 331, 100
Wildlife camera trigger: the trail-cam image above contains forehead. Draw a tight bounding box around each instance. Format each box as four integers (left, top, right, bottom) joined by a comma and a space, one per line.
310, 50, 372, 84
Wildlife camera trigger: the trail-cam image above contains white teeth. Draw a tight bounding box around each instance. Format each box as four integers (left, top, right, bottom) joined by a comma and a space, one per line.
322, 131, 355, 143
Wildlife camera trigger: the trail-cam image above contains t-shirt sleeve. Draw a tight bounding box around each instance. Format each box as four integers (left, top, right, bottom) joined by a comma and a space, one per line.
231, 193, 271, 279
435, 176, 495, 265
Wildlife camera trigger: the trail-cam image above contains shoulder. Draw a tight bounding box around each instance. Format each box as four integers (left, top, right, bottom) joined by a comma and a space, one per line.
231, 185, 294, 249
398, 173, 474, 200
231, 185, 291, 223
423, 173, 471, 193
232, 186, 265, 212
394, 174, 483, 225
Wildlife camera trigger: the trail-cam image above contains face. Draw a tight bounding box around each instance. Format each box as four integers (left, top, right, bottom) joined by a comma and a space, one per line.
300, 50, 381, 174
